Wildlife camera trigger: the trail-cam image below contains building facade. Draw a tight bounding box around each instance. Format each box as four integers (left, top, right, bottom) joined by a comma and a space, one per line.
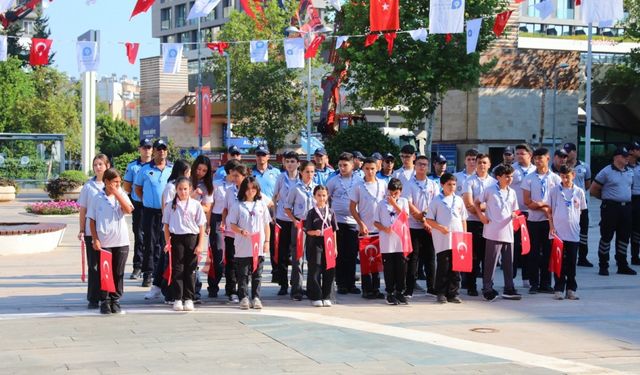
97, 75, 141, 126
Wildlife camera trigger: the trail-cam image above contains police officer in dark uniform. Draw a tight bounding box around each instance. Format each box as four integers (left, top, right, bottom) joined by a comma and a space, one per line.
590, 147, 637, 276
627, 142, 640, 265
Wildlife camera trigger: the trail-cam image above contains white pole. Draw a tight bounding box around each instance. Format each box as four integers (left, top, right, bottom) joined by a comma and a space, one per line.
585, 22, 593, 166
197, 18, 203, 154
306, 58, 312, 161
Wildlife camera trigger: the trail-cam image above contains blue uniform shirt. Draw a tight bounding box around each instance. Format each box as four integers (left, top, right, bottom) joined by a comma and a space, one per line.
134, 160, 174, 209
252, 164, 281, 200
376, 171, 393, 184
123, 158, 148, 202
213, 167, 227, 182
314, 165, 335, 186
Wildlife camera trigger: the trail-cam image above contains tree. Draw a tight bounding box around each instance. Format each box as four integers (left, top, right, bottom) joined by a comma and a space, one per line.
33, 8, 55, 65
0, 57, 36, 133
601, 0, 640, 87
96, 114, 139, 159
336, 0, 509, 149
209, 0, 305, 152
1, 22, 29, 67
325, 123, 400, 165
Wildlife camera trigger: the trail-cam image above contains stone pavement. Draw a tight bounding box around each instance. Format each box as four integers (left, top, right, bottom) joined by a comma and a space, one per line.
1, 192, 639, 374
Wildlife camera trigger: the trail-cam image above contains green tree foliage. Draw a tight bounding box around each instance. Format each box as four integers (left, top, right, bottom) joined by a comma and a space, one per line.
337, 0, 509, 129
325, 123, 399, 164
210, 0, 305, 152
0, 57, 36, 133
602, 0, 640, 87
96, 114, 138, 159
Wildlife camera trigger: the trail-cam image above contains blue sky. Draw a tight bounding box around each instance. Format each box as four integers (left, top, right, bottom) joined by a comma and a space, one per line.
46, 1, 157, 80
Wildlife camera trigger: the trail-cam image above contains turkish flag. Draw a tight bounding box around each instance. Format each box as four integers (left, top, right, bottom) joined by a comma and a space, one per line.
323, 226, 337, 270
364, 33, 380, 47
295, 220, 304, 260
203, 245, 216, 278
130, 0, 155, 20
125, 42, 139, 64
514, 0, 526, 3
29, 38, 52, 67
493, 10, 513, 37
163, 245, 172, 286
549, 235, 564, 277
195, 86, 211, 137
304, 34, 325, 59
251, 232, 261, 272
100, 250, 116, 293
391, 211, 413, 257
370, 0, 399, 32
206, 42, 229, 56
513, 215, 531, 255
273, 223, 281, 266
384, 32, 396, 56
452, 232, 473, 272
239, 0, 264, 20
358, 235, 383, 275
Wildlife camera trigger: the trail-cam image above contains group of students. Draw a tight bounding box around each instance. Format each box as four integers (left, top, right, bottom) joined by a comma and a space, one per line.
78, 137, 639, 314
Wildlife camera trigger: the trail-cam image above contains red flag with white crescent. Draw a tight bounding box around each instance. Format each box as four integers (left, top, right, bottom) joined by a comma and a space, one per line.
304, 34, 325, 59
369, 0, 399, 32
451, 232, 473, 272
358, 235, 383, 275
80, 239, 86, 282
513, 215, 531, 255
251, 232, 261, 272
391, 210, 413, 257
549, 235, 564, 277
295, 220, 304, 260
323, 226, 337, 270
125, 42, 139, 64
274, 223, 281, 266
493, 10, 513, 37
163, 245, 172, 285
100, 250, 116, 293
29, 38, 52, 67
195, 86, 211, 137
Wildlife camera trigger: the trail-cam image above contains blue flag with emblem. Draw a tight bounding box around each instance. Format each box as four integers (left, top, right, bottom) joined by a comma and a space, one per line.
76, 41, 99, 73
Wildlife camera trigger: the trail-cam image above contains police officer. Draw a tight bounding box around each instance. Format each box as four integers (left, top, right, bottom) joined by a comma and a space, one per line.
371, 152, 383, 172
550, 148, 568, 173
563, 142, 593, 267
590, 147, 637, 276
134, 139, 174, 287
627, 142, 640, 265
213, 145, 242, 182
123, 139, 153, 279
313, 147, 334, 186
430, 154, 447, 188
352, 151, 365, 179
491, 146, 515, 175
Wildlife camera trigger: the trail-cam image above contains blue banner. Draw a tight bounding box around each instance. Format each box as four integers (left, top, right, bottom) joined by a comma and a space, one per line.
140, 116, 160, 140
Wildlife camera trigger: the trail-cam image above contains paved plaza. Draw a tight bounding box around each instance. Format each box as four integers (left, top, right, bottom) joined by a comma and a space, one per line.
1, 192, 639, 374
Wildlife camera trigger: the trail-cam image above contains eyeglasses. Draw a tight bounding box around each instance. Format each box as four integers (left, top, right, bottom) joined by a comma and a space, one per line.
400, 155, 412, 158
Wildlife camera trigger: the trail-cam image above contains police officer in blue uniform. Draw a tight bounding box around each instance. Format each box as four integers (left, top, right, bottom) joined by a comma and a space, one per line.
123, 139, 153, 279
563, 142, 593, 267
313, 147, 335, 186
376, 153, 395, 183
590, 147, 637, 276
352, 151, 365, 179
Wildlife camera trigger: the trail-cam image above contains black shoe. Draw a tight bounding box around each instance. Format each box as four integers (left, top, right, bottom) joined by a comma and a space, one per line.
437, 294, 448, 304
386, 294, 398, 305
577, 259, 594, 267
141, 276, 152, 287
375, 291, 385, 299
631, 258, 640, 266
502, 289, 522, 300
129, 268, 142, 279
483, 290, 498, 302
208, 291, 218, 298
538, 286, 554, 294
291, 293, 303, 301
617, 265, 637, 275
277, 286, 288, 296
362, 291, 377, 299
194, 297, 202, 305
337, 287, 349, 295
528, 286, 538, 294
395, 293, 408, 305
100, 302, 112, 315
467, 289, 479, 297
348, 286, 361, 294
110, 301, 122, 314
87, 301, 99, 309
599, 267, 609, 276
426, 288, 438, 296
447, 296, 462, 304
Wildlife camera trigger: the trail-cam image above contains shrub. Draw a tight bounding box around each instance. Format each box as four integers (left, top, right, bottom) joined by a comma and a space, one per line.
45, 170, 87, 200
0, 177, 17, 188
59, 170, 87, 184
26, 200, 80, 215
112, 151, 139, 176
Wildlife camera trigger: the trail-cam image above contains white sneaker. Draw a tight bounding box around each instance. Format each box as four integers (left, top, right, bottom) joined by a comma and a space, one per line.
322, 300, 332, 307
239, 297, 250, 310
144, 285, 162, 300
522, 280, 531, 288
311, 300, 323, 307
566, 290, 580, 300
230, 294, 240, 304
554, 291, 564, 300
183, 299, 195, 311
252, 297, 263, 310
173, 300, 184, 311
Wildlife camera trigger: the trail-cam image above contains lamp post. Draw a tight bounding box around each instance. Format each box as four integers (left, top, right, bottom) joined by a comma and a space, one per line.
552, 63, 570, 151
197, 17, 203, 155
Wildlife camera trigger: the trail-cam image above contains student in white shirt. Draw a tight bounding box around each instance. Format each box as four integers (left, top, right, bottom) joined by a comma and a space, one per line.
190, 156, 214, 302
476, 164, 522, 302
549, 165, 587, 300
454, 148, 478, 197
350, 157, 387, 299
393, 144, 416, 187
88, 168, 134, 315
374, 178, 411, 306
511, 143, 536, 287
228, 176, 271, 310
162, 177, 207, 312
426, 173, 468, 304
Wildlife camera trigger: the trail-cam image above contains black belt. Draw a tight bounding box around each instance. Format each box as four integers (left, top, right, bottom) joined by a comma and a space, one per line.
603, 200, 630, 206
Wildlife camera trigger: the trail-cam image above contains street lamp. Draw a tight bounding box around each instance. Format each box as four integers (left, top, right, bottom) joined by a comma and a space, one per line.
552, 62, 570, 151
286, 25, 333, 161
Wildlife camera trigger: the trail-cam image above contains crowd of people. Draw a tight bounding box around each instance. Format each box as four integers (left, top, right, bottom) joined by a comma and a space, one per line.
76, 138, 640, 314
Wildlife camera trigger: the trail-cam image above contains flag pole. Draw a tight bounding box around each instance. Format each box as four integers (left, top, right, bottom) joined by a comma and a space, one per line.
197, 17, 203, 155
585, 21, 592, 167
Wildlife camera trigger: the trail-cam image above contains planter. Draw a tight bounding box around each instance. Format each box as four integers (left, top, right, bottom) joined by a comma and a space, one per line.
0, 222, 67, 256
0, 186, 16, 202
61, 186, 83, 201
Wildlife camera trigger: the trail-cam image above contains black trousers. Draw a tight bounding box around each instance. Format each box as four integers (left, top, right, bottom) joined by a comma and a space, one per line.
361, 272, 381, 294
462, 221, 484, 291
382, 253, 407, 295
100, 245, 129, 302
170, 234, 198, 301
579, 208, 590, 261
436, 250, 461, 298
527, 220, 552, 289
513, 211, 529, 280
407, 228, 435, 295
336, 223, 358, 289
554, 241, 578, 292
235, 256, 264, 300
131, 199, 145, 270
631, 197, 640, 260
306, 245, 335, 301
142, 207, 164, 277
207, 214, 225, 295
224, 236, 237, 296
84, 235, 100, 304
274, 219, 293, 288
598, 201, 632, 268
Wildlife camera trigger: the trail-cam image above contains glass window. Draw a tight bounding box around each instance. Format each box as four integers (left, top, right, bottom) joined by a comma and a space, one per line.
188, 2, 197, 26
161, 8, 172, 31
175, 4, 187, 28
22, 20, 34, 35
180, 31, 192, 50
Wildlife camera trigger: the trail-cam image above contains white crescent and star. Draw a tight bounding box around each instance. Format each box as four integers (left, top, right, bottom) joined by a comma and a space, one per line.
456, 241, 468, 260
35, 42, 48, 56
102, 260, 110, 280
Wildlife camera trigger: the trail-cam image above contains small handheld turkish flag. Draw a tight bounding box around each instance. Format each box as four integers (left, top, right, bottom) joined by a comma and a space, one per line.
323, 227, 337, 270
125, 42, 139, 64
296, 220, 304, 260
392, 211, 413, 257
358, 235, 383, 275
163, 245, 172, 286
100, 250, 116, 293
452, 232, 473, 272
273, 223, 281, 266
549, 235, 564, 277
80, 239, 86, 283
251, 232, 261, 272
493, 10, 513, 38
29, 38, 52, 67
519, 217, 531, 255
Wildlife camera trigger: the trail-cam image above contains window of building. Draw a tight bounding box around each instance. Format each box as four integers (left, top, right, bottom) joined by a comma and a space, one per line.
161, 8, 172, 31
180, 31, 192, 50
175, 3, 187, 28
22, 20, 34, 35
188, 2, 197, 26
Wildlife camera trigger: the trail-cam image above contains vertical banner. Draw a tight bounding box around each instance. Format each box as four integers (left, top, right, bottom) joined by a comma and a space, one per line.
195, 86, 211, 137
76, 41, 99, 73
284, 38, 305, 68
162, 43, 183, 74
429, 0, 465, 34
0, 35, 7, 62
250, 40, 269, 63
125, 42, 140, 64
466, 18, 482, 54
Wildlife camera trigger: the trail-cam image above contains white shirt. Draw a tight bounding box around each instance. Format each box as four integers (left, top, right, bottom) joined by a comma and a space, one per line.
193, 181, 214, 205
403, 176, 439, 229
374, 197, 410, 254
285, 181, 317, 220
162, 197, 207, 235
549, 185, 587, 242
273, 172, 299, 221
392, 167, 416, 187
162, 182, 176, 211
327, 174, 362, 224
521, 170, 561, 222
453, 170, 474, 197
212, 179, 233, 215
479, 184, 519, 243
349, 179, 387, 233
78, 177, 103, 234
510, 162, 536, 212
463, 174, 497, 222
87, 191, 132, 248
427, 194, 468, 254
227, 199, 271, 258
223, 184, 239, 237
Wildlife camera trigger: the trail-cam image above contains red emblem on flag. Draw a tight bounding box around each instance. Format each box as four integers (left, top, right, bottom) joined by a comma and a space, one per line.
163, 244, 172, 286
493, 10, 513, 38
29, 38, 52, 67
100, 250, 116, 293
296, 220, 304, 260
451, 232, 473, 272
125, 42, 139, 64
392, 210, 413, 257
323, 226, 337, 270
251, 232, 261, 272
273, 223, 281, 266
549, 235, 564, 277
370, 0, 399, 32
358, 235, 383, 275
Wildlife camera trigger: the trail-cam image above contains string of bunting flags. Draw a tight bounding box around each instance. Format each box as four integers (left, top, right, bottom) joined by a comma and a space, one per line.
0, 0, 624, 71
